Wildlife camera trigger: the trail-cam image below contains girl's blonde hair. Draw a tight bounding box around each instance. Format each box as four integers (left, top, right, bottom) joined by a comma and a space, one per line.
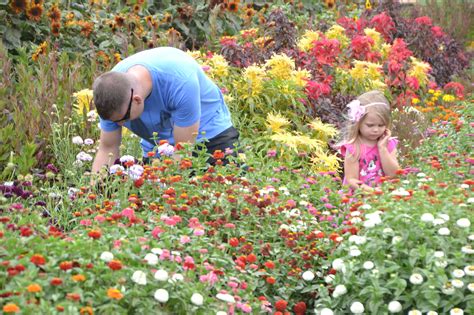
339, 90, 392, 160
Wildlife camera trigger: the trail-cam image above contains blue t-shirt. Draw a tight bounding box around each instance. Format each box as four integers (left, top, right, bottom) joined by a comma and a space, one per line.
99, 47, 232, 155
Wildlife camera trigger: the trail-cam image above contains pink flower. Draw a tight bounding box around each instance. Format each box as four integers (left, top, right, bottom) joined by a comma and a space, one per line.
193, 229, 205, 236
113, 240, 122, 248
267, 149, 277, 157
121, 208, 136, 221
94, 215, 106, 223
188, 217, 202, 229
228, 281, 239, 288
180, 235, 191, 244
224, 223, 236, 229
198, 248, 208, 254
431, 26, 444, 37
80, 219, 92, 226
415, 16, 432, 26
151, 226, 165, 239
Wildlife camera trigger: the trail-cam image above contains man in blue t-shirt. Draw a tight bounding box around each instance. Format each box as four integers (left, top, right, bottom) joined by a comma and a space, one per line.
91, 47, 239, 172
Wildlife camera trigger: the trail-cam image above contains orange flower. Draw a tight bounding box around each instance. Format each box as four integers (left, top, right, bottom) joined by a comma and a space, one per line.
50, 277, 63, 286
79, 306, 93, 315
107, 288, 124, 300
108, 260, 123, 271
27, 283, 42, 293
66, 292, 81, 301
51, 21, 61, 36
26, 4, 43, 22
3, 303, 20, 313
56, 305, 65, 312
47, 4, 61, 22
72, 274, 86, 282
10, 0, 27, 14
88, 230, 101, 239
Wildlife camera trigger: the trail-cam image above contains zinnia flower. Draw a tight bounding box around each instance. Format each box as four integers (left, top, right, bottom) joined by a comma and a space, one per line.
107, 288, 123, 300
154, 288, 169, 303
190, 293, 204, 306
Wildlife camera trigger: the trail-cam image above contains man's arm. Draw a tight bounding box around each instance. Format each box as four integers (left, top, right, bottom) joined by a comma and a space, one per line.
92, 128, 122, 173
173, 121, 200, 145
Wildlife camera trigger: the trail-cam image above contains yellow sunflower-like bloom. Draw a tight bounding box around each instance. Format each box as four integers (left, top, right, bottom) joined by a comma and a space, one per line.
349, 61, 366, 80
271, 132, 324, 153
408, 57, 431, 87
266, 112, 290, 133
364, 28, 382, 50
73, 89, 93, 116
291, 69, 311, 87
265, 53, 295, 80
325, 25, 349, 48
308, 118, 338, 141
242, 65, 266, 97
297, 30, 320, 52
187, 50, 204, 62
442, 94, 455, 102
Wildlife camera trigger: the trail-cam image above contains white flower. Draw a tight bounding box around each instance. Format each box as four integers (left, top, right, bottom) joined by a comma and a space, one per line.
302, 270, 315, 281
467, 197, 474, 203
84, 138, 94, 145
365, 212, 382, 224
128, 164, 144, 180
460, 184, 469, 189
468, 234, 474, 241
76, 151, 93, 161
432, 218, 445, 225
154, 289, 169, 303
438, 227, 450, 236
452, 269, 465, 278
119, 155, 135, 163
438, 213, 450, 221
434, 251, 444, 258
391, 188, 410, 196
388, 300, 402, 313
171, 273, 184, 282
100, 251, 114, 262
151, 248, 163, 255
131, 270, 147, 285
451, 279, 464, 288
109, 164, 125, 174
392, 236, 403, 244
348, 235, 366, 245
420, 213, 435, 222
350, 211, 361, 217
467, 283, 474, 292
324, 275, 335, 283
349, 247, 361, 257
409, 273, 424, 285
350, 301, 364, 314
442, 282, 455, 295
461, 245, 474, 254
72, 136, 84, 145
332, 284, 347, 298
154, 269, 169, 282
383, 227, 394, 234
191, 293, 204, 306
332, 258, 345, 271
456, 218, 471, 228
216, 293, 235, 303
359, 204, 372, 210
464, 265, 474, 276
144, 253, 158, 265
319, 308, 334, 315
408, 310, 422, 315
158, 143, 175, 157
216, 312, 227, 315
426, 312, 438, 315
363, 261, 375, 270
435, 260, 448, 268
450, 308, 464, 315
416, 172, 426, 177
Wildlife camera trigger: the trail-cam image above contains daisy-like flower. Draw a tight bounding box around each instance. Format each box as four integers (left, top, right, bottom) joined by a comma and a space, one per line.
363, 261, 375, 270
456, 218, 471, 228
191, 293, 204, 306
100, 251, 114, 262
109, 164, 125, 174
302, 270, 315, 281
449, 308, 464, 315
408, 310, 422, 315
127, 164, 144, 180
144, 253, 158, 265
467, 283, 474, 292
131, 270, 147, 285
72, 136, 84, 145
441, 282, 455, 295
434, 251, 444, 258
76, 151, 93, 161
420, 213, 435, 222
426, 312, 438, 315
154, 288, 169, 303
216, 293, 235, 303
438, 227, 450, 236
154, 269, 169, 282
158, 143, 175, 157
388, 301, 402, 313
266, 112, 290, 133
349, 246, 361, 257
461, 245, 474, 254
350, 302, 364, 314
332, 284, 347, 298
464, 265, 474, 276
451, 279, 464, 288
409, 273, 424, 285
452, 269, 465, 278
332, 258, 345, 271
319, 308, 334, 315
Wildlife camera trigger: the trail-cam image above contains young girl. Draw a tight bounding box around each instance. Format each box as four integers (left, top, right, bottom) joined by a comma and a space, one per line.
339, 90, 400, 191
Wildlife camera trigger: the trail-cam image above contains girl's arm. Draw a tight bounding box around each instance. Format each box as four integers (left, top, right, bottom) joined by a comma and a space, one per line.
378, 130, 400, 176
344, 152, 372, 191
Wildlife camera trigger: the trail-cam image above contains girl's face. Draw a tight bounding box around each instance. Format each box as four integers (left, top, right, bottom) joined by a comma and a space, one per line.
359, 112, 386, 142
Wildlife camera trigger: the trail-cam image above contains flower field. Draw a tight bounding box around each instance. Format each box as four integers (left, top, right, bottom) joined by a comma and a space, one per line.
1, 1, 473, 314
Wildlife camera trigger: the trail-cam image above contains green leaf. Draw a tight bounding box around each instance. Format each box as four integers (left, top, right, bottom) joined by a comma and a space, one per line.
3, 27, 21, 49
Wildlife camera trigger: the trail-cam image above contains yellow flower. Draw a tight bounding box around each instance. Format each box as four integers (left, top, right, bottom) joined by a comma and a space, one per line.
187, 50, 204, 61
223, 94, 234, 105
311, 152, 341, 172
254, 36, 272, 48
266, 113, 290, 133
265, 53, 295, 80
107, 288, 123, 300
208, 54, 229, 79
308, 118, 338, 140
408, 57, 431, 86
325, 25, 349, 48
297, 30, 320, 52
72, 274, 86, 282
411, 98, 420, 104
380, 43, 392, 60
349, 61, 366, 80
271, 132, 324, 153
365, 62, 383, 80
73, 89, 93, 116
365, 0, 372, 10
368, 79, 386, 91
428, 89, 435, 94
364, 28, 382, 50
442, 94, 455, 102
242, 65, 266, 97
291, 69, 311, 87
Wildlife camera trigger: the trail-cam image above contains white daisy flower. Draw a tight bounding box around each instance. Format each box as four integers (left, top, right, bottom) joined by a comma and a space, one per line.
451, 279, 464, 288
154, 269, 169, 282
452, 269, 465, 278
72, 136, 84, 145
332, 284, 347, 298
467, 283, 474, 292
216, 293, 235, 303
438, 227, 450, 236
456, 218, 471, 228
388, 301, 402, 313
363, 261, 375, 270
332, 258, 345, 271
420, 213, 435, 222
434, 251, 444, 258
131, 270, 147, 285
350, 302, 364, 314
319, 308, 334, 315
409, 273, 424, 285
464, 265, 474, 276
302, 270, 315, 281
449, 308, 464, 315
154, 289, 169, 303
144, 253, 158, 265
407, 310, 422, 315
100, 251, 114, 262
461, 246, 474, 254
191, 293, 204, 306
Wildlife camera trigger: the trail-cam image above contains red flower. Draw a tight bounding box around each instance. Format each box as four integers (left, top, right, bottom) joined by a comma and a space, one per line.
108, 260, 123, 271
30, 254, 46, 266
229, 237, 239, 247
264, 260, 275, 269
311, 38, 340, 66
246, 253, 257, 263
414, 16, 432, 26
59, 261, 73, 271
351, 35, 376, 61
293, 301, 307, 315
88, 230, 101, 239
275, 300, 288, 311
212, 150, 225, 160
266, 276, 276, 284
305, 80, 331, 101
370, 12, 395, 41
50, 277, 63, 286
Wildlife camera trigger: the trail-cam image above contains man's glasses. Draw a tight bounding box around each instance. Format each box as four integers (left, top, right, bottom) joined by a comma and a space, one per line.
112, 88, 133, 123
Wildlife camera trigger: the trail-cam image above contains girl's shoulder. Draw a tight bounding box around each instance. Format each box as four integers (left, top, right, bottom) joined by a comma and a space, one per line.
339, 142, 356, 157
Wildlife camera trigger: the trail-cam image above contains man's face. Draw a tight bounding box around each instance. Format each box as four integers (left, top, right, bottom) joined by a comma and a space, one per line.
111, 88, 134, 124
